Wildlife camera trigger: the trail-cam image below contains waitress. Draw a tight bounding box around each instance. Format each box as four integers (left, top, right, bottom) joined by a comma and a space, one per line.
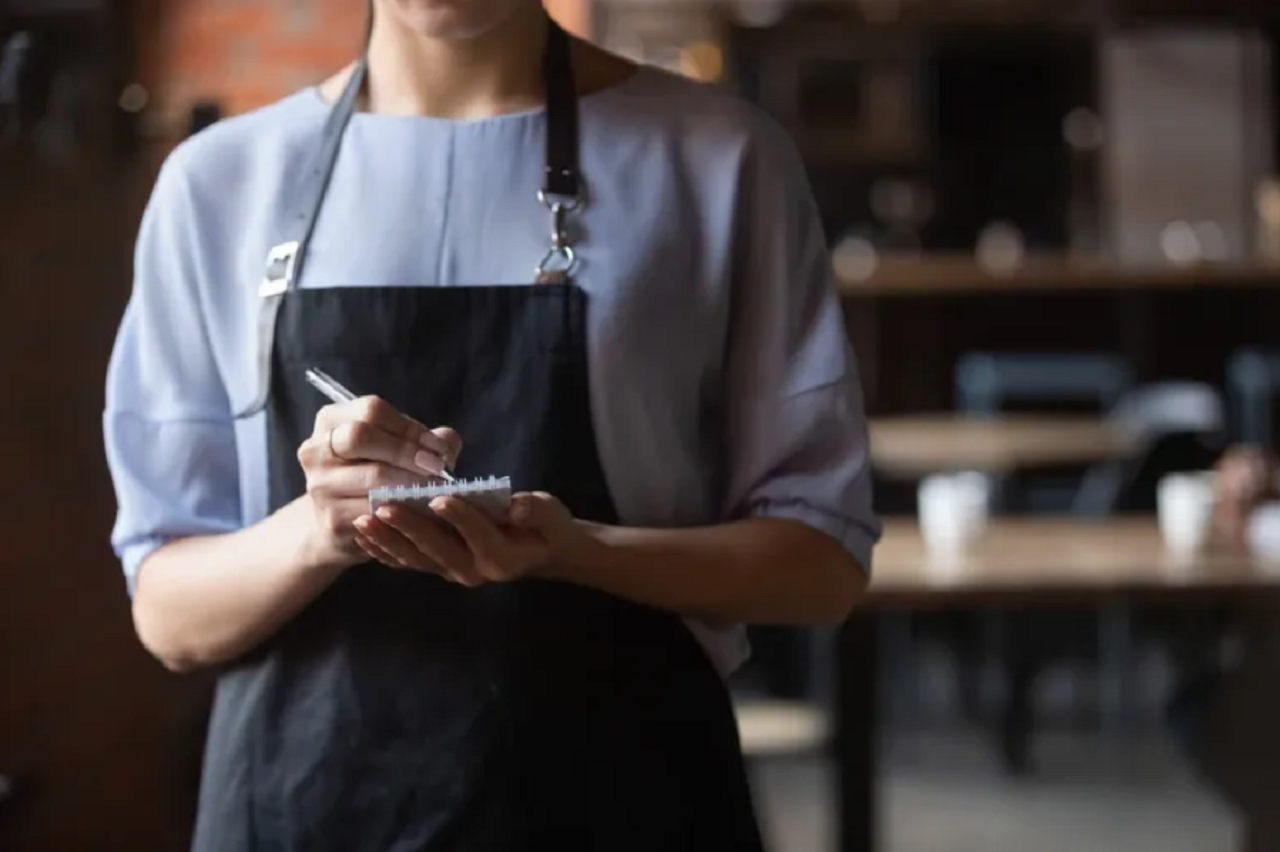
104, 0, 880, 849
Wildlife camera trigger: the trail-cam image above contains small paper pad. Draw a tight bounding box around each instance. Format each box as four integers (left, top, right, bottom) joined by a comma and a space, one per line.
368, 476, 513, 521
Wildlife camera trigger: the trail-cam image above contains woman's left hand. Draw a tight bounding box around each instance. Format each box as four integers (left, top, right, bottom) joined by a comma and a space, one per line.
353, 491, 584, 586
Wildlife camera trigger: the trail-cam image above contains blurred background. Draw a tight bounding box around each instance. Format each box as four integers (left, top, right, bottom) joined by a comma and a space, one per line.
3, 0, 1280, 850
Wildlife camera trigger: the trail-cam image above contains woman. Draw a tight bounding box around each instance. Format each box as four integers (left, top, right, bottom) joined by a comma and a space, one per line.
103, 0, 879, 849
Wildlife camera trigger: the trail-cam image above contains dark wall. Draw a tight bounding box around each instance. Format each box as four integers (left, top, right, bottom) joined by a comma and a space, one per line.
1, 8, 211, 847
0, 141, 212, 852
927, 30, 1096, 252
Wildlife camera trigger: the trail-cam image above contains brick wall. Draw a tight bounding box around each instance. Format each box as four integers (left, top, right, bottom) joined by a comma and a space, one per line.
135, 0, 589, 137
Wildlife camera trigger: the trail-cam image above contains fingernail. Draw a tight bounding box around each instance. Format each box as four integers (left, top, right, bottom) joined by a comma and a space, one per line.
376, 507, 394, 522
430, 497, 449, 513
354, 515, 372, 531
511, 501, 530, 522
415, 450, 442, 474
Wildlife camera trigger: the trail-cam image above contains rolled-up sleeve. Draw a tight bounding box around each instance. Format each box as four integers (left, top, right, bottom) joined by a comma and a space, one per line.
104, 150, 240, 595
721, 120, 881, 574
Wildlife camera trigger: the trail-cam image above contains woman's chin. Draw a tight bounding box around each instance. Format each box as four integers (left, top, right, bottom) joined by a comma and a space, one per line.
378, 0, 538, 41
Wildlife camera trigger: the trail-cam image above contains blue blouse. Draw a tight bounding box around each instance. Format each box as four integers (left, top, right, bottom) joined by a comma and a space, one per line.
103, 65, 880, 675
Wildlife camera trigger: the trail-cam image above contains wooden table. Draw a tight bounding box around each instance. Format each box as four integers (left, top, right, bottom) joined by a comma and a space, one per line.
835, 518, 1280, 852
870, 414, 1140, 477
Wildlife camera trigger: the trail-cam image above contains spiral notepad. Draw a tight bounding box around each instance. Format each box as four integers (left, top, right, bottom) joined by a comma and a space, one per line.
368, 476, 513, 520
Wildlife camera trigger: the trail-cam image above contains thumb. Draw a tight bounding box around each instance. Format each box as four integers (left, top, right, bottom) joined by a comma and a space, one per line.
509, 491, 560, 528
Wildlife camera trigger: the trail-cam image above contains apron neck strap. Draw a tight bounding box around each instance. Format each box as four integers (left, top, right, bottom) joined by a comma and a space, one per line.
540, 20, 579, 201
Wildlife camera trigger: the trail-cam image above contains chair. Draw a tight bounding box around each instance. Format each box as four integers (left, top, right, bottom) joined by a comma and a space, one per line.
1110, 381, 1225, 436
943, 353, 1137, 770
1073, 381, 1226, 515
956, 351, 1134, 416
1072, 384, 1226, 766
944, 358, 1230, 774
735, 625, 837, 756
956, 352, 1134, 513
1227, 348, 1280, 446
734, 625, 838, 838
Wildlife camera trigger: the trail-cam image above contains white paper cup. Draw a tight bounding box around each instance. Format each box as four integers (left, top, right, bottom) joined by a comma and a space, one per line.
919, 473, 990, 553
1157, 472, 1216, 555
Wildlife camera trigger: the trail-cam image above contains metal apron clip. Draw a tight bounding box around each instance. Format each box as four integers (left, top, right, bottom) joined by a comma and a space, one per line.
535, 188, 582, 284
259, 241, 301, 298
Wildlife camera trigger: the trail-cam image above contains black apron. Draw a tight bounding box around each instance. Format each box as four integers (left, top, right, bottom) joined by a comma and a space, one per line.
192, 21, 764, 852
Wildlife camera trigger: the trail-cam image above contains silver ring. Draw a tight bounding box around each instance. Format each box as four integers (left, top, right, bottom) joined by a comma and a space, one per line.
535, 245, 577, 280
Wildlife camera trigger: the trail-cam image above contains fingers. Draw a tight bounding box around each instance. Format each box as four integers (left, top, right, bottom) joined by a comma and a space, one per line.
304, 396, 465, 473
308, 396, 462, 475
330, 420, 448, 476
315, 395, 419, 438
306, 462, 422, 502
508, 492, 556, 528
434, 497, 502, 566
425, 427, 463, 470
355, 514, 431, 570
375, 504, 482, 586
353, 516, 406, 568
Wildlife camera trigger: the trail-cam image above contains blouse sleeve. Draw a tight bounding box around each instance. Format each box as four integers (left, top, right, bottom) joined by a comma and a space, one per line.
103, 148, 241, 595
720, 118, 881, 574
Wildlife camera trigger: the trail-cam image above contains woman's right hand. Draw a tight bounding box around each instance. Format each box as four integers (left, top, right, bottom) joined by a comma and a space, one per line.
296, 395, 462, 570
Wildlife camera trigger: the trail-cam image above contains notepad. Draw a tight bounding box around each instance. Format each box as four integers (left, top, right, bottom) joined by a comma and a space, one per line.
368, 476, 513, 521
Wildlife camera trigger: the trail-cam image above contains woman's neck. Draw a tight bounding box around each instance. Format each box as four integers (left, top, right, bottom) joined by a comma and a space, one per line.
364, 5, 549, 119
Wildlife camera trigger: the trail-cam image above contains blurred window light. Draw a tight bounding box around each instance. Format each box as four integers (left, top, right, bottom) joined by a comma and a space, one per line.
976, 220, 1025, 274
118, 83, 148, 114
730, 0, 789, 28
1160, 220, 1201, 266
833, 232, 879, 283
1193, 221, 1227, 263
1256, 177, 1280, 224
679, 41, 723, 83
1062, 107, 1104, 151
870, 177, 933, 228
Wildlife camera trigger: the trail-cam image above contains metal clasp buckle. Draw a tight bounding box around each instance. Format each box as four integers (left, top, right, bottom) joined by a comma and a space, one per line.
258, 241, 300, 298
534, 190, 582, 284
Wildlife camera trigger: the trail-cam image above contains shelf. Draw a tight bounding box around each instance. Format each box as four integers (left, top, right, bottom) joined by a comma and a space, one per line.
837, 255, 1280, 296
5, 0, 108, 15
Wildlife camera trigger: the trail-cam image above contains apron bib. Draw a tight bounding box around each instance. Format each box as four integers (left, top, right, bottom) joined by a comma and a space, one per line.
191, 21, 764, 852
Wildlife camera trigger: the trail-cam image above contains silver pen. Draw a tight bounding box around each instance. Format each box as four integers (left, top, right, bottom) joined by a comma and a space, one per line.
304, 367, 456, 482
